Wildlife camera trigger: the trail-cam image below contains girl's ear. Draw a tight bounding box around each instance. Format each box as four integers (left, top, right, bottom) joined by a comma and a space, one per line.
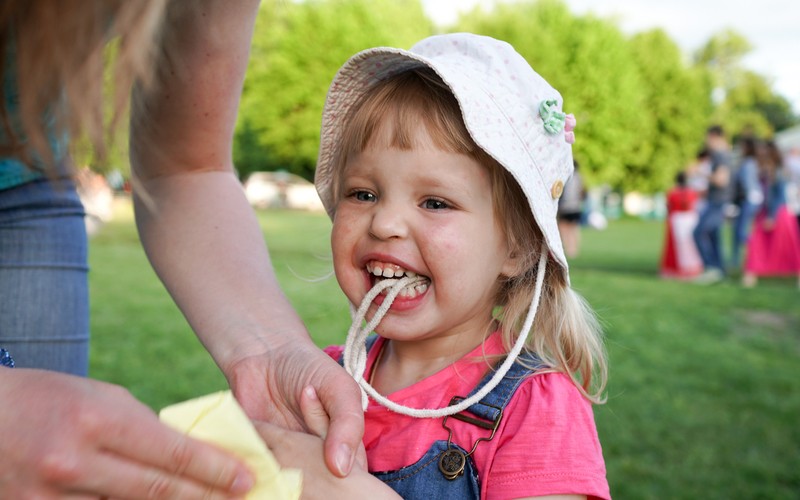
500, 247, 526, 279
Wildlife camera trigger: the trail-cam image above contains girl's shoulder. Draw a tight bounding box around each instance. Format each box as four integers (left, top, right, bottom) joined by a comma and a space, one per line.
483, 371, 609, 499
509, 370, 594, 415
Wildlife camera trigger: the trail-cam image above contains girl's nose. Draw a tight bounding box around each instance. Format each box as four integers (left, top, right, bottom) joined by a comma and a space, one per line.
368, 203, 409, 240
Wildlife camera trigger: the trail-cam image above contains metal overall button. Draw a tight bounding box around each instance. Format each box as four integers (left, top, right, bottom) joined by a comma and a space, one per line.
438, 396, 503, 481
438, 448, 467, 479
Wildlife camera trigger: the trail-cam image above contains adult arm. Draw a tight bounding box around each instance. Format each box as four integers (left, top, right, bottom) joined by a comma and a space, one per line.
710, 164, 730, 187
0, 368, 253, 497
766, 178, 787, 221
129, 0, 363, 476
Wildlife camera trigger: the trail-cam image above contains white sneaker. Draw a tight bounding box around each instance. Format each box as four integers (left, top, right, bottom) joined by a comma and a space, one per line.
693, 268, 724, 285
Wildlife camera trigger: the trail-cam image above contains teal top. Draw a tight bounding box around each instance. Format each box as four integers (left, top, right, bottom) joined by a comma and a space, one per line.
0, 41, 68, 191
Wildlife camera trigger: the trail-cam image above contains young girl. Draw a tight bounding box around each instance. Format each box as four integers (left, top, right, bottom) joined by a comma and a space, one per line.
287, 33, 609, 499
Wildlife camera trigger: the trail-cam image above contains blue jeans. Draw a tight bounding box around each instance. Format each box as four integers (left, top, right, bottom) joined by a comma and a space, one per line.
0, 178, 89, 375
731, 201, 758, 269
693, 201, 726, 272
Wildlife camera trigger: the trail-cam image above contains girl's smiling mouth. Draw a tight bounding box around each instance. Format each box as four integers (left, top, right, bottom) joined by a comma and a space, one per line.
366, 260, 430, 299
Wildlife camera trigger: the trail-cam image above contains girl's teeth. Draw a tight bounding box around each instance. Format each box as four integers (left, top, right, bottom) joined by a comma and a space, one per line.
368, 262, 418, 279
380, 281, 429, 299
367, 263, 418, 279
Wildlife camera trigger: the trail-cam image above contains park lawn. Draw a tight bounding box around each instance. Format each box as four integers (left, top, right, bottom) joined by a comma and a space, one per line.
88, 199, 800, 499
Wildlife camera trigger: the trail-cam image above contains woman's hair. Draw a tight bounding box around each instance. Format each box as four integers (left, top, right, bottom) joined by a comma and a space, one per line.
738, 136, 757, 159
0, 0, 167, 169
332, 67, 607, 403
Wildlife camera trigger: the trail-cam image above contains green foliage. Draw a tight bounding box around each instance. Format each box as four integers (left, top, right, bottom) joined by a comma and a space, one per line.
694, 29, 798, 137
455, 0, 652, 191
229, 0, 797, 192
694, 28, 753, 70
714, 70, 797, 137
235, 0, 431, 180
628, 29, 712, 191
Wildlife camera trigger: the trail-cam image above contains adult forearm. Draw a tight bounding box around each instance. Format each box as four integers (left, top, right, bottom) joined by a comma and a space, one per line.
127, 0, 297, 371
130, 0, 260, 177
133, 171, 312, 374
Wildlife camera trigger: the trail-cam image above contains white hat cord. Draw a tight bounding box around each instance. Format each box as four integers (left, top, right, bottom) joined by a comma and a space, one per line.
343, 242, 548, 418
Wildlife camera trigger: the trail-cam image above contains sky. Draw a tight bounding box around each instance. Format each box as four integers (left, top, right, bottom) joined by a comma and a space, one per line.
420, 0, 800, 113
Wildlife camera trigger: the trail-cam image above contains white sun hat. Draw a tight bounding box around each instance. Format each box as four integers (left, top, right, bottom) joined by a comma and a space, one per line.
315, 32, 576, 274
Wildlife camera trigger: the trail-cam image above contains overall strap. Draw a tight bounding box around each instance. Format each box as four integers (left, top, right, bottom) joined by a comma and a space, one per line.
460, 352, 546, 421
337, 335, 380, 367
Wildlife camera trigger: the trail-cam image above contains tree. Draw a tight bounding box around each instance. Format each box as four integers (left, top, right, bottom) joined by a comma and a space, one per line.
694, 29, 797, 138
694, 28, 752, 91
628, 29, 712, 191
455, 0, 653, 191
235, 0, 432, 180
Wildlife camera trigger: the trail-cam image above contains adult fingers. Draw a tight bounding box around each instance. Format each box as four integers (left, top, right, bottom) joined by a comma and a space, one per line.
300, 386, 330, 439
314, 365, 365, 477
67, 451, 246, 500
97, 408, 253, 496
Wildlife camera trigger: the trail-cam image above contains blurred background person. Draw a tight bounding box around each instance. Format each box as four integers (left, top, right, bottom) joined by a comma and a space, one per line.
693, 125, 732, 284
784, 146, 800, 231
741, 141, 800, 288
557, 159, 586, 259
660, 171, 703, 279
729, 136, 763, 271
685, 148, 711, 212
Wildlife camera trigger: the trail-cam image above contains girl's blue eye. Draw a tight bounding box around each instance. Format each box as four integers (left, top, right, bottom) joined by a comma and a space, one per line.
353, 191, 376, 202
423, 198, 449, 210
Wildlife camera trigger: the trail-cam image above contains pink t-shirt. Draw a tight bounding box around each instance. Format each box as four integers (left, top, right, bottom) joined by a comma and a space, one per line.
325, 334, 610, 499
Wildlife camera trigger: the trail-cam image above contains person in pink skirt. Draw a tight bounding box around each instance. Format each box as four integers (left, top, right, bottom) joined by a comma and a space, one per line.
742, 140, 800, 288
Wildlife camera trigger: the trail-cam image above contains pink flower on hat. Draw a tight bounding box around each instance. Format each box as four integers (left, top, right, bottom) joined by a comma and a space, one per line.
564, 114, 576, 144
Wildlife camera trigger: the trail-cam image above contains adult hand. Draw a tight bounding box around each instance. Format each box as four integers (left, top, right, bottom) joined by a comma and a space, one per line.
225, 338, 365, 478
0, 368, 254, 498
254, 421, 399, 500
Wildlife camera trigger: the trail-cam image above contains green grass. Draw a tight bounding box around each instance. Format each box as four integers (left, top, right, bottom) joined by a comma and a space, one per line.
89, 200, 800, 499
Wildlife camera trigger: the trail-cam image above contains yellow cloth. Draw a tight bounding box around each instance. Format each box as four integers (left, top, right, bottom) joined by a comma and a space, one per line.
159, 391, 302, 499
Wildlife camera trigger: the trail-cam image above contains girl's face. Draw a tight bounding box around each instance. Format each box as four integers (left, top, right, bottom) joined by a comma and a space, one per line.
331, 127, 518, 350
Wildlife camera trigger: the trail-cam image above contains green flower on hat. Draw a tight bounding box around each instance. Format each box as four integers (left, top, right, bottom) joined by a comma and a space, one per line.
539, 99, 566, 135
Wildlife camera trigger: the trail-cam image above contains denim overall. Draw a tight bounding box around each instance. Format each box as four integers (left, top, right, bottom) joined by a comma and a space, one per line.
340, 337, 543, 499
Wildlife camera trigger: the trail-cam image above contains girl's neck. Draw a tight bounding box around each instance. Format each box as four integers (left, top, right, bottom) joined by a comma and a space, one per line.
370, 330, 495, 396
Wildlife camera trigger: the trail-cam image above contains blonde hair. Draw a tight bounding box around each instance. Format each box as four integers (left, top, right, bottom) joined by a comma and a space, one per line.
332, 67, 607, 403
0, 0, 167, 170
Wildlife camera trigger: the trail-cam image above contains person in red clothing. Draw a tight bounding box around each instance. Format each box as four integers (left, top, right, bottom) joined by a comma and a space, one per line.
661, 171, 703, 279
